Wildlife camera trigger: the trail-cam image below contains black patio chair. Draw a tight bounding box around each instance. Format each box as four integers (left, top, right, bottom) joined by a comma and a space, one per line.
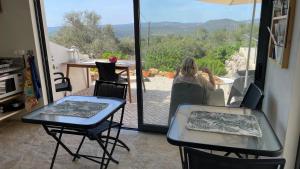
96, 62, 127, 83
228, 83, 263, 109
225, 83, 264, 158
240, 83, 264, 110
184, 147, 285, 169
72, 81, 129, 163
54, 72, 72, 95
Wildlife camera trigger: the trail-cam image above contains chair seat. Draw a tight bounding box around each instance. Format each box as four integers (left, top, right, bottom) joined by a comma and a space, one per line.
55, 82, 72, 92
117, 77, 128, 84
87, 121, 120, 140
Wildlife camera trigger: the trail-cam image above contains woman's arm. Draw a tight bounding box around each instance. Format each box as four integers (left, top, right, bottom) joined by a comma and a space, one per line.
175, 66, 181, 77
202, 68, 216, 88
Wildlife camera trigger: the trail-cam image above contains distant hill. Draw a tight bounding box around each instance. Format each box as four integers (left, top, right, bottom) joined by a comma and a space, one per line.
47, 19, 258, 39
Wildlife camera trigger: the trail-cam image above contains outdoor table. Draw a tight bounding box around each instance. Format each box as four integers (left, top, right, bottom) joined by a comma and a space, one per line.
64, 59, 135, 103
167, 105, 283, 168
22, 96, 126, 169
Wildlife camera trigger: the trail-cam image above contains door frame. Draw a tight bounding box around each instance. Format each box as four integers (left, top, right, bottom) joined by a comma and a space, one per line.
134, 0, 271, 133
33, 0, 54, 103
34, 0, 270, 133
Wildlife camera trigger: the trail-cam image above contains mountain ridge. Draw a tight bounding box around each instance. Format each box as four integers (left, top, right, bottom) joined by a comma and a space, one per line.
47, 18, 259, 38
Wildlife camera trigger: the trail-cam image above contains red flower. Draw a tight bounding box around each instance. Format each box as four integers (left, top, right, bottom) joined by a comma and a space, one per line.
109, 56, 118, 63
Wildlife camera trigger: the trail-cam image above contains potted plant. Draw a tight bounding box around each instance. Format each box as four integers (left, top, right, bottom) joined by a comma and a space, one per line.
108, 56, 118, 63
166, 71, 175, 79
142, 70, 150, 77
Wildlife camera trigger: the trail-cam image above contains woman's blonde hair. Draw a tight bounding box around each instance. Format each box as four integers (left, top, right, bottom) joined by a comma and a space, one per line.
181, 57, 198, 77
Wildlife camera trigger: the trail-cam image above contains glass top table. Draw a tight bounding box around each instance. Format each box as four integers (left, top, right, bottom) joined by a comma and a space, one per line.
22, 96, 126, 129
167, 105, 283, 157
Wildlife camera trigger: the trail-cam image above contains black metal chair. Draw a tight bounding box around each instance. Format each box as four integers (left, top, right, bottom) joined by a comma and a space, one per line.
96, 62, 127, 83
240, 83, 264, 110
228, 83, 264, 110
184, 147, 285, 169
72, 81, 129, 164
54, 72, 72, 93
225, 83, 264, 158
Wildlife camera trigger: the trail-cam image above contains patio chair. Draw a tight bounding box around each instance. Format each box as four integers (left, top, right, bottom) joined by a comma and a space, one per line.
54, 72, 72, 96
207, 89, 225, 106
96, 62, 127, 83
72, 81, 129, 163
184, 147, 285, 169
168, 83, 207, 125
227, 75, 254, 105
240, 83, 264, 110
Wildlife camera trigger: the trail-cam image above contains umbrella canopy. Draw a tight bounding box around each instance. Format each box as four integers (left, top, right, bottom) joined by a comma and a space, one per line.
199, 0, 261, 5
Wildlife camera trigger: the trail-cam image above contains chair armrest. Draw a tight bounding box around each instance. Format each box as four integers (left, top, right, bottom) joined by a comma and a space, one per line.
227, 101, 242, 108
54, 77, 71, 84
116, 69, 127, 75
54, 72, 65, 78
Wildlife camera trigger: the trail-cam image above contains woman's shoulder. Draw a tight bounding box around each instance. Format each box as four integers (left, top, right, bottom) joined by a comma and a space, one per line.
173, 75, 199, 85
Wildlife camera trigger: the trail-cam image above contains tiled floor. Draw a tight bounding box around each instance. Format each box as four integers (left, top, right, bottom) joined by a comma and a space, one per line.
0, 120, 181, 169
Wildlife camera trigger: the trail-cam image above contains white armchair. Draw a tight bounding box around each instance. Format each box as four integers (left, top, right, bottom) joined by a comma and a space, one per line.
207, 89, 225, 106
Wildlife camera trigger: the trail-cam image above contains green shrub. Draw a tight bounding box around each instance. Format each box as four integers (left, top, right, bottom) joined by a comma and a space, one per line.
206, 44, 239, 63
195, 57, 227, 76
143, 36, 205, 72
100, 51, 129, 60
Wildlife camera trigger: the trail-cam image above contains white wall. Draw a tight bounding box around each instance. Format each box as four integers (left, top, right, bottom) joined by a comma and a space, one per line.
0, 0, 48, 107
48, 42, 89, 101
263, 1, 300, 169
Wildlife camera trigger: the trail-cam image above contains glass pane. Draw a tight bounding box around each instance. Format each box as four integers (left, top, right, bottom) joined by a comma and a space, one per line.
44, 0, 137, 128
140, 0, 262, 126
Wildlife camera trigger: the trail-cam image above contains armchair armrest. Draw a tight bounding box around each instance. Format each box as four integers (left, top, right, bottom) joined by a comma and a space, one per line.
54, 72, 65, 78
54, 77, 71, 84
116, 69, 127, 75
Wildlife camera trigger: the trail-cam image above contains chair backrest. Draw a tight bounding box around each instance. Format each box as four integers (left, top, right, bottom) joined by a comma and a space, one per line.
94, 80, 127, 100
227, 75, 254, 105
168, 83, 207, 125
207, 89, 225, 106
240, 83, 264, 110
184, 147, 285, 169
95, 62, 118, 82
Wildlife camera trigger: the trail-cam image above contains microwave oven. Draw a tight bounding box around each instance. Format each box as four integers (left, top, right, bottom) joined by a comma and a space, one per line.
0, 72, 23, 99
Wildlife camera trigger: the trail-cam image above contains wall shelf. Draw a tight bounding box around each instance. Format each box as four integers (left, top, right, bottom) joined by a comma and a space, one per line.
0, 109, 25, 121
268, 0, 296, 69
273, 15, 288, 20
0, 93, 23, 104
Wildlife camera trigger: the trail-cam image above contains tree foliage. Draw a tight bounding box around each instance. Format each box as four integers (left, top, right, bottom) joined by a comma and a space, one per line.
51, 11, 120, 58
51, 11, 258, 76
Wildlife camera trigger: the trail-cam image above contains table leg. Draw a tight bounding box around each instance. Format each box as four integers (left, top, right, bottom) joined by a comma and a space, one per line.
126, 68, 132, 103
98, 115, 119, 169
72, 136, 86, 161
86, 68, 90, 88
66, 65, 70, 78
50, 128, 63, 169
43, 125, 79, 169
179, 146, 186, 169
65, 65, 70, 97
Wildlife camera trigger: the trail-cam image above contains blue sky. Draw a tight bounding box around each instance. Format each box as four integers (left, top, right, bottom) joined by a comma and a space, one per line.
45, 0, 261, 27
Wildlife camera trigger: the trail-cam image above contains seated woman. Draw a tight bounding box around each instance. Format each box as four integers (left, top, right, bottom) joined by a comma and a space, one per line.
169, 57, 217, 125
173, 57, 216, 91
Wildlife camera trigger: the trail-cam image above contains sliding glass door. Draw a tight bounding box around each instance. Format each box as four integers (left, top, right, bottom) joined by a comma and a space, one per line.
136, 0, 263, 132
